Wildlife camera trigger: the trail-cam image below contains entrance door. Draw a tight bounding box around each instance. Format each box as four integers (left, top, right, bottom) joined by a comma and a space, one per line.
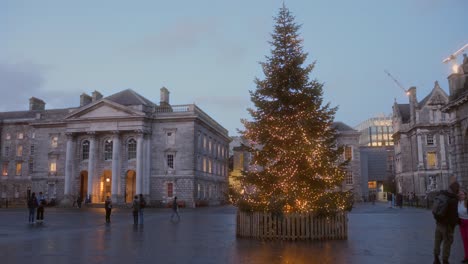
101, 170, 112, 202
80, 171, 88, 199
126, 170, 136, 203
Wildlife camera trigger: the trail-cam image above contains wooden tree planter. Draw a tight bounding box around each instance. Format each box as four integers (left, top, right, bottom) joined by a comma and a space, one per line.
236, 210, 348, 240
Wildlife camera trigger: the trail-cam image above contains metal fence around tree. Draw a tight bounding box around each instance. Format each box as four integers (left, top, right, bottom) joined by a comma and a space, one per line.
236, 210, 348, 240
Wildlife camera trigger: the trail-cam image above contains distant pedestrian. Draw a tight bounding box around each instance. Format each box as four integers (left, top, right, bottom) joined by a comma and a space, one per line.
27, 192, 38, 224
397, 193, 403, 209
458, 190, 468, 263
105, 196, 112, 223
371, 192, 376, 205
36, 192, 45, 223
139, 194, 146, 225
433, 181, 459, 264
387, 192, 393, 208
132, 195, 140, 225
77, 195, 83, 209
171, 196, 180, 222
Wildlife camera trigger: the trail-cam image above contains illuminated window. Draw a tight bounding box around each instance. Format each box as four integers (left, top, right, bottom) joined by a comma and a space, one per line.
6, 133, 11, 140
82, 140, 89, 160
51, 136, 59, 148
104, 139, 113, 160
167, 182, 173, 197
203, 135, 207, 150
16, 145, 23, 157
203, 157, 207, 172
49, 161, 57, 173
427, 152, 437, 168
2, 162, 8, 176
427, 135, 434, 145
17, 132, 23, 139
167, 154, 174, 169
344, 146, 353, 160
127, 139, 136, 160
209, 138, 212, 153
208, 159, 212, 173
16, 162, 22, 176
345, 171, 353, 185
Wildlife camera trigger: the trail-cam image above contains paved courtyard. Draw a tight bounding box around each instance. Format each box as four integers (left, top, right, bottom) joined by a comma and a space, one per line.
0, 202, 464, 264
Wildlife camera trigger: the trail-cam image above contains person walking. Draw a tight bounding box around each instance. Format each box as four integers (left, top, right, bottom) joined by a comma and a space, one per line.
138, 194, 146, 225
27, 192, 38, 224
387, 192, 393, 208
36, 192, 45, 223
76, 195, 83, 209
458, 190, 468, 263
171, 196, 180, 222
104, 196, 112, 223
433, 181, 460, 264
132, 195, 140, 225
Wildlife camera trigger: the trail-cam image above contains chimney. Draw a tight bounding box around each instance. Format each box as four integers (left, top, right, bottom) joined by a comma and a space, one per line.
92, 91, 103, 102
80, 93, 92, 107
29, 97, 46, 111
407, 86, 417, 125
160, 87, 170, 106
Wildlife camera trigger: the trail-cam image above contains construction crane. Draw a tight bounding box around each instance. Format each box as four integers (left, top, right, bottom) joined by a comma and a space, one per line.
384, 70, 409, 95
442, 43, 468, 73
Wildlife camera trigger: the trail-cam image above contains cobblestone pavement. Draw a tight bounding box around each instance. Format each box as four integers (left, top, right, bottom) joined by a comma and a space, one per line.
0, 202, 464, 264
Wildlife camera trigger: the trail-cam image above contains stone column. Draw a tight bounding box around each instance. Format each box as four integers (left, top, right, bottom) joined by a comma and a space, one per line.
440, 134, 447, 168
111, 131, 120, 203
145, 133, 151, 195
87, 132, 96, 202
61, 132, 75, 206
417, 132, 424, 168
136, 131, 144, 195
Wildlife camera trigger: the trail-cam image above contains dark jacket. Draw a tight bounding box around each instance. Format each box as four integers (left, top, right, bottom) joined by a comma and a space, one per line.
437, 190, 459, 227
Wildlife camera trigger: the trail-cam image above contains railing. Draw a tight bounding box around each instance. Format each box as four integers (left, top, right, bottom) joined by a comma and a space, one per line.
236, 210, 347, 240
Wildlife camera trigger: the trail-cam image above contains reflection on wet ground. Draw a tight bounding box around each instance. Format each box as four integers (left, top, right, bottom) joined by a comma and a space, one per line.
0, 203, 463, 264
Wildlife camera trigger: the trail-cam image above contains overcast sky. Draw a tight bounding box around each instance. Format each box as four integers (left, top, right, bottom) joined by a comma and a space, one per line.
1, 0, 467, 136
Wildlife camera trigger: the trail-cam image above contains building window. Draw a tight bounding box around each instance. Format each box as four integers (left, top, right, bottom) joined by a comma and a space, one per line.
427, 135, 434, 145
16, 145, 23, 157
344, 146, 352, 160
167, 182, 173, 197
427, 152, 437, 168
82, 140, 90, 160
209, 138, 212, 153
104, 139, 113, 160
345, 171, 353, 185
203, 135, 207, 151
167, 154, 174, 169
6, 133, 11, 140
448, 135, 452, 145
2, 162, 8, 176
208, 159, 212, 173
49, 161, 57, 174
4, 146, 9, 157
17, 132, 23, 139
203, 157, 207, 172
31, 132, 35, 139
28, 159, 34, 174
127, 139, 136, 160
16, 162, 22, 176
197, 184, 201, 199
51, 136, 59, 148
30, 145, 35, 156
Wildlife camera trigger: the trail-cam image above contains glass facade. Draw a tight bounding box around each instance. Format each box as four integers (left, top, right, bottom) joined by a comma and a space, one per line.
355, 115, 394, 146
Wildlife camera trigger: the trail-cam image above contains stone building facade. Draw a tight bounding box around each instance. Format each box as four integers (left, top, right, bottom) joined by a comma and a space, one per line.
392, 82, 452, 197
442, 59, 468, 187
0, 88, 230, 207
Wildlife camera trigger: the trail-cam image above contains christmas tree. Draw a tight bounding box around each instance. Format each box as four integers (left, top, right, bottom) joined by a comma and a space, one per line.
237, 5, 351, 215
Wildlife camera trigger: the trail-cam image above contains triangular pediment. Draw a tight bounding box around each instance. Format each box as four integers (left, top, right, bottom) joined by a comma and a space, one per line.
65, 99, 145, 120
420, 81, 449, 107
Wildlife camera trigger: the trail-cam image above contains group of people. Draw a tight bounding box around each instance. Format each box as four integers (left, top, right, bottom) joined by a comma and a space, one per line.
27, 192, 46, 224
101, 194, 180, 225
433, 180, 468, 264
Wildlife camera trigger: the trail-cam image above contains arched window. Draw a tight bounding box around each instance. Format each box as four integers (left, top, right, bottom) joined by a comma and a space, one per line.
127, 138, 136, 160
104, 139, 113, 160
82, 140, 90, 160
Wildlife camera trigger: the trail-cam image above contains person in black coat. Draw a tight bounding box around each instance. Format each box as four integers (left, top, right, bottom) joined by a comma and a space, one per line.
433, 181, 460, 264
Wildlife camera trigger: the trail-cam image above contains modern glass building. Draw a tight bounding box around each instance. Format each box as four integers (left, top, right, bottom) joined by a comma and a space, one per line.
354, 115, 394, 147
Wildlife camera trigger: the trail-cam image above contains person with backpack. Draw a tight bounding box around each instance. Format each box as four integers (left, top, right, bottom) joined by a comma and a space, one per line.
27, 192, 38, 224
433, 181, 460, 264
138, 194, 146, 225
458, 190, 468, 263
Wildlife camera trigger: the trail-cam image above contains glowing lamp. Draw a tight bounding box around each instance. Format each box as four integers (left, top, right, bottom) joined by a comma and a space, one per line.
106, 178, 110, 182
452, 64, 459, 73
